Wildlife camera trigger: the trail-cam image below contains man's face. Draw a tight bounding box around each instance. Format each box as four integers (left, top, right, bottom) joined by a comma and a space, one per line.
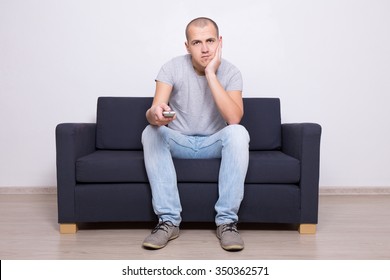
185, 23, 219, 74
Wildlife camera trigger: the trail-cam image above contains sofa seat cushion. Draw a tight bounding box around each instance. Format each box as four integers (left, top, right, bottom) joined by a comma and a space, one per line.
175, 151, 300, 183
246, 151, 300, 183
76, 151, 148, 183
76, 150, 300, 184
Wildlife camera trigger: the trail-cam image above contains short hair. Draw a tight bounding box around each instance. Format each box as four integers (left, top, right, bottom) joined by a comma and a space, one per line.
185, 17, 219, 41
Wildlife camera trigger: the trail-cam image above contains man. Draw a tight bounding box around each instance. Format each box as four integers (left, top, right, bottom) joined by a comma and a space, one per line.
141, 17, 249, 251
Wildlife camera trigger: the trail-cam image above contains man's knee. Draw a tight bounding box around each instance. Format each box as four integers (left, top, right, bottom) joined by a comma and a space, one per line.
142, 125, 171, 148
141, 125, 153, 145
224, 124, 250, 144
142, 125, 162, 145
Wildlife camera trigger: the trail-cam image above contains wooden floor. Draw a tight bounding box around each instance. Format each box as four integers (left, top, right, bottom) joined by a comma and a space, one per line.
0, 194, 389, 260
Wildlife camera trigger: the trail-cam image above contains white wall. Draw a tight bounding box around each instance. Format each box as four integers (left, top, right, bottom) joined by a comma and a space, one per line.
1, 0, 389, 188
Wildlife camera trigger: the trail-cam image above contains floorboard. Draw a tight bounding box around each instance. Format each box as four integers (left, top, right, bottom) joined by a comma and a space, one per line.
0, 194, 389, 259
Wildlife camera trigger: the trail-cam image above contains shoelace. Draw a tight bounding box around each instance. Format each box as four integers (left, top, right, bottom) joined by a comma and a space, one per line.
221, 222, 239, 234
151, 221, 174, 234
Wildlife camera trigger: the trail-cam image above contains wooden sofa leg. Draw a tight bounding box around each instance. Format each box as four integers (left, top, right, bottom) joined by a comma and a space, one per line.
60, 223, 78, 234
299, 224, 316, 234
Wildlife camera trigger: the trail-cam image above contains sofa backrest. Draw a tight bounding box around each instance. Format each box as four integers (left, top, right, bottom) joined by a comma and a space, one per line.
96, 97, 281, 151
96, 97, 152, 150
241, 98, 281, 150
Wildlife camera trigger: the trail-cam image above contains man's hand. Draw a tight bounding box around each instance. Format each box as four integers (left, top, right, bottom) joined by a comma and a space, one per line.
203, 36, 244, 124
149, 103, 176, 126
205, 36, 222, 76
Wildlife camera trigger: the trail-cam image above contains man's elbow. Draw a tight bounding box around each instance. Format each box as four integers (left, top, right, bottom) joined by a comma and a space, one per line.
226, 114, 243, 125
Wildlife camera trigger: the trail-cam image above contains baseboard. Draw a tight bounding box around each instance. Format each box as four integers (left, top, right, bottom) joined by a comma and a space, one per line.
0, 186, 57, 194
319, 186, 390, 195
1, 186, 390, 195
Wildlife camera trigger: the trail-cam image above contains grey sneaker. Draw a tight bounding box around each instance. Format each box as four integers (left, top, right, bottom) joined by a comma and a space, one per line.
216, 222, 244, 251
142, 221, 179, 249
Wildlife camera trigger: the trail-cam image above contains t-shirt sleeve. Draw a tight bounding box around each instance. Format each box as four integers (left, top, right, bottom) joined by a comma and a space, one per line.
155, 60, 175, 86
226, 68, 243, 92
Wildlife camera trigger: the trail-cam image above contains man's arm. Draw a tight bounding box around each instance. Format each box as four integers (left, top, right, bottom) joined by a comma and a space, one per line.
206, 77, 243, 124
146, 81, 175, 126
205, 38, 244, 124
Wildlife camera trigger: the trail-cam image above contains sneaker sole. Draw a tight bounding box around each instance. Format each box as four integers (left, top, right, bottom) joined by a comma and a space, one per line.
142, 234, 179, 250
217, 234, 244, 251
221, 244, 244, 251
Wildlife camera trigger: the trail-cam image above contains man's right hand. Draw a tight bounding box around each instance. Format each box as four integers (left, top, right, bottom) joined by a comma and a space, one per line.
148, 103, 176, 126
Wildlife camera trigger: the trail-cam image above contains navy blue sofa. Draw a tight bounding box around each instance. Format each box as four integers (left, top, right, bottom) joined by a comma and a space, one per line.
56, 97, 321, 234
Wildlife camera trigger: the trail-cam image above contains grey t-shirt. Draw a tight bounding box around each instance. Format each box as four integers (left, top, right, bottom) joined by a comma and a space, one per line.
156, 54, 243, 135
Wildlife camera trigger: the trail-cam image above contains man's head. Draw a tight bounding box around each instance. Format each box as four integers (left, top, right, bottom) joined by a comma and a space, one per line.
185, 17, 220, 75
185, 17, 219, 42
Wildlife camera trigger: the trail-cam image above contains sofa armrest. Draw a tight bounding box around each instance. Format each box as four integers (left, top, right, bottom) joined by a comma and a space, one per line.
56, 123, 96, 222
282, 123, 322, 223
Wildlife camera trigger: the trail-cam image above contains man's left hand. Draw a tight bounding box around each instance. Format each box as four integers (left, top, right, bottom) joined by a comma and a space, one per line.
205, 36, 222, 75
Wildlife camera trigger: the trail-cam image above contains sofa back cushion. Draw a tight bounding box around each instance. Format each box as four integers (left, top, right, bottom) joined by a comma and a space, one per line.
241, 98, 281, 150
96, 97, 152, 150
96, 97, 281, 151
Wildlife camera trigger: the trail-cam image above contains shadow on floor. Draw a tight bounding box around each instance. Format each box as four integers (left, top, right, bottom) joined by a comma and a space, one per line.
77, 221, 299, 231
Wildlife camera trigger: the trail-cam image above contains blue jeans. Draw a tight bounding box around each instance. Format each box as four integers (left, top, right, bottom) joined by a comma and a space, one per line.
141, 124, 250, 226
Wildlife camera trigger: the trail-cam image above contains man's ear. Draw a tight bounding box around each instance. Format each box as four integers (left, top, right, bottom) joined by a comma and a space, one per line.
185, 41, 190, 53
